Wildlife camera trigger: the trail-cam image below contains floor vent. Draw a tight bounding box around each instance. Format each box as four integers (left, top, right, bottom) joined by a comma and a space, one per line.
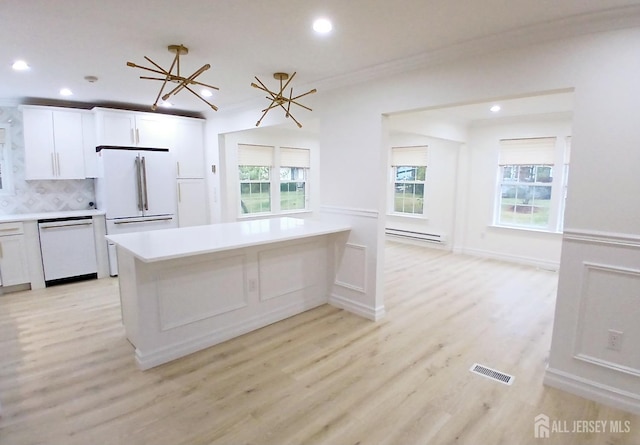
470, 363, 514, 385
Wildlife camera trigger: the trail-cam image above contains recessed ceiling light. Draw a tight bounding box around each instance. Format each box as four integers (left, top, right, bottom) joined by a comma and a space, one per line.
160, 101, 173, 108
12, 60, 30, 71
59, 88, 73, 96
313, 18, 332, 34
490, 105, 501, 113
201, 89, 213, 97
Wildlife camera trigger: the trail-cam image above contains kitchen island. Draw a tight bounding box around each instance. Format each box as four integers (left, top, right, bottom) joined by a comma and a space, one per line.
106, 217, 351, 370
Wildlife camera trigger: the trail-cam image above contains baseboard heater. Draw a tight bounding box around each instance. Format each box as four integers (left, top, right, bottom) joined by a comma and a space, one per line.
385, 228, 446, 244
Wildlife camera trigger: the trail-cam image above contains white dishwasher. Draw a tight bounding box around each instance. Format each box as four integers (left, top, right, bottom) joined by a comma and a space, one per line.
38, 217, 98, 286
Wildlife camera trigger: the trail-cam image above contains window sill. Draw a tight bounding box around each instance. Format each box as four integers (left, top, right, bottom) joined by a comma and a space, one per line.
488, 224, 563, 235
386, 212, 428, 220
237, 210, 312, 221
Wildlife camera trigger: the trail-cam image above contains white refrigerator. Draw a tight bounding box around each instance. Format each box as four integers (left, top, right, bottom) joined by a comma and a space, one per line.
95, 146, 177, 275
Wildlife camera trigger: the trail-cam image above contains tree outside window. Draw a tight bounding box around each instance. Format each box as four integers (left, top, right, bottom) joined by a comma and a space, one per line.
394, 166, 426, 214
239, 166, 271, 214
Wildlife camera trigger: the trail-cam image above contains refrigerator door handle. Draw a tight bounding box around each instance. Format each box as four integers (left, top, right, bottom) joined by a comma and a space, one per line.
141, 156, 149, 211
135, 155, 144, 211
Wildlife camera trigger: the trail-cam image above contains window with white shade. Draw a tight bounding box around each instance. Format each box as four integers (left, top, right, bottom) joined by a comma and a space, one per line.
390, 145, 428, 216
280, 147, 310, 211
238, 144, 273, 214
496, 137, 567, 230
238, 144, 311, 216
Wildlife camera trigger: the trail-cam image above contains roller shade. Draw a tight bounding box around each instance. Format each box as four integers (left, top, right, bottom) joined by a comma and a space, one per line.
280, 147, 310, 168
391, 146, 428, 166
499, 137, 556, 165
238, 144, 273, 166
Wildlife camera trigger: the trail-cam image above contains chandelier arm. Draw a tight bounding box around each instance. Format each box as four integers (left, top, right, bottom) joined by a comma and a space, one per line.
291, 88, 317, 101
162, 64, 210, 100
277, 71, 297, 96
253, 77, 279, 100
286, 88, 293, 117
261, 98, 283, 112
182, 84, 219, 111
144, 55, 175, 76
288, 100, 313, 112
256, 101, 276, 126
277, 104, 302, 128
251, 82, 270, 94
181, 79, 219, 90
127, 62, 172, 77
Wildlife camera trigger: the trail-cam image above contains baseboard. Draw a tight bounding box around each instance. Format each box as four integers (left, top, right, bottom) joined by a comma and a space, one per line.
135, 296, 327, 370
461, 247, 559, 271
329, 293, 385, 321
544, 367, 640, 415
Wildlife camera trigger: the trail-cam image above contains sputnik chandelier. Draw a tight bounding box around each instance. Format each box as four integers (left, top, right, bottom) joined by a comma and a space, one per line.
251, 72, 316, 128
127, 44, 219, 111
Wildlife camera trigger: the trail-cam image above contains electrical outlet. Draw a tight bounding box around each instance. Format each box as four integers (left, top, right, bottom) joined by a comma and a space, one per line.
607, 329, 623, 351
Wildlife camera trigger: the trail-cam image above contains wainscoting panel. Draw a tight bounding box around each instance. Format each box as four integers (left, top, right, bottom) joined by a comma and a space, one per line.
335, 243, 367, 293
258, 240, 325, 301
157, 254, 247, 331
574, 262, 640, 375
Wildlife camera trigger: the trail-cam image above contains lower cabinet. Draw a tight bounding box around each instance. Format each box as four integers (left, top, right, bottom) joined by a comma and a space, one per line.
0, 223, 29, 287
177, 179, 208, 227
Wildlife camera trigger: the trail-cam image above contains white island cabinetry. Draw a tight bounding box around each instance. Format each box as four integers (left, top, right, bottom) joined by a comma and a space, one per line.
107, 217, 350, 370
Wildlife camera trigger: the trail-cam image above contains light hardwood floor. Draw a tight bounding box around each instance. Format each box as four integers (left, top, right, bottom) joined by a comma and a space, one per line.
1, 241, 639, 445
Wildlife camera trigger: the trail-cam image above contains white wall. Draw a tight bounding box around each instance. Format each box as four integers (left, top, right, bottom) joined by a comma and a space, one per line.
206, 27, 640, 412
385, 132, 459, 249
459, 116, 572, 269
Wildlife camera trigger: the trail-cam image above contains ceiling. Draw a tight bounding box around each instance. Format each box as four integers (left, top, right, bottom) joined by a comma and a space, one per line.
3, 1, 640, 117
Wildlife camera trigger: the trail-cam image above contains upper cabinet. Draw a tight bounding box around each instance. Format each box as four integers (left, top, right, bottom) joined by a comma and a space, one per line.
22, 106, 87, 180
173, 117, 205, 178
94, 108, 174, 148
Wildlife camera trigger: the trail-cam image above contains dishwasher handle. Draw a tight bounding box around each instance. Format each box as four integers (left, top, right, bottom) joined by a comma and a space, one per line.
39, 221, 94, 229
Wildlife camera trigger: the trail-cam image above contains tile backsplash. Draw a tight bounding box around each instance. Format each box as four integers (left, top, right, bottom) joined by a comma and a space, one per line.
0, 106, 95, 215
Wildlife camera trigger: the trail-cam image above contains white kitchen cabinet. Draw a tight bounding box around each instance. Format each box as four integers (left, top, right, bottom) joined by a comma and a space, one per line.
82, 113, 99, 177
94, 108, 174, 148
173, 117, 205, 178
22, 106, 86, 180
0, 223, 29, 287
177, 179, 208, 227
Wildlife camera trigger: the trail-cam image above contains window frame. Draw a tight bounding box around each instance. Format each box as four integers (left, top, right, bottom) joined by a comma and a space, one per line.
494, 137, 569, 233
237, 144, 311, 218
389, 145, 428, 218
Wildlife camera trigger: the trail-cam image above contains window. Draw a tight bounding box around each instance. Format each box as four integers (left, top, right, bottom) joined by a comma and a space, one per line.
390, 146, 427, 216
497, 137, 560, 230
238, 144, 273, 214
280, 147, 310, 212
0, 125, 13, 195
238, 144, 311, 216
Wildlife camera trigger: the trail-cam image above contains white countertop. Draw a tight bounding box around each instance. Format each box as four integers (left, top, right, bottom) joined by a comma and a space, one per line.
0, 209, 106, 223
106, 217, 351, 262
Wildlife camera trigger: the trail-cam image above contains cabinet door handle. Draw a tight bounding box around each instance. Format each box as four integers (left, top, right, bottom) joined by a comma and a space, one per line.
51, 153, 56, 176
136, 128, 140, 145
56, 152, 61, 176
178, 183, 182, 203
130, 128, 135, 145
177, 161, 180, 177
